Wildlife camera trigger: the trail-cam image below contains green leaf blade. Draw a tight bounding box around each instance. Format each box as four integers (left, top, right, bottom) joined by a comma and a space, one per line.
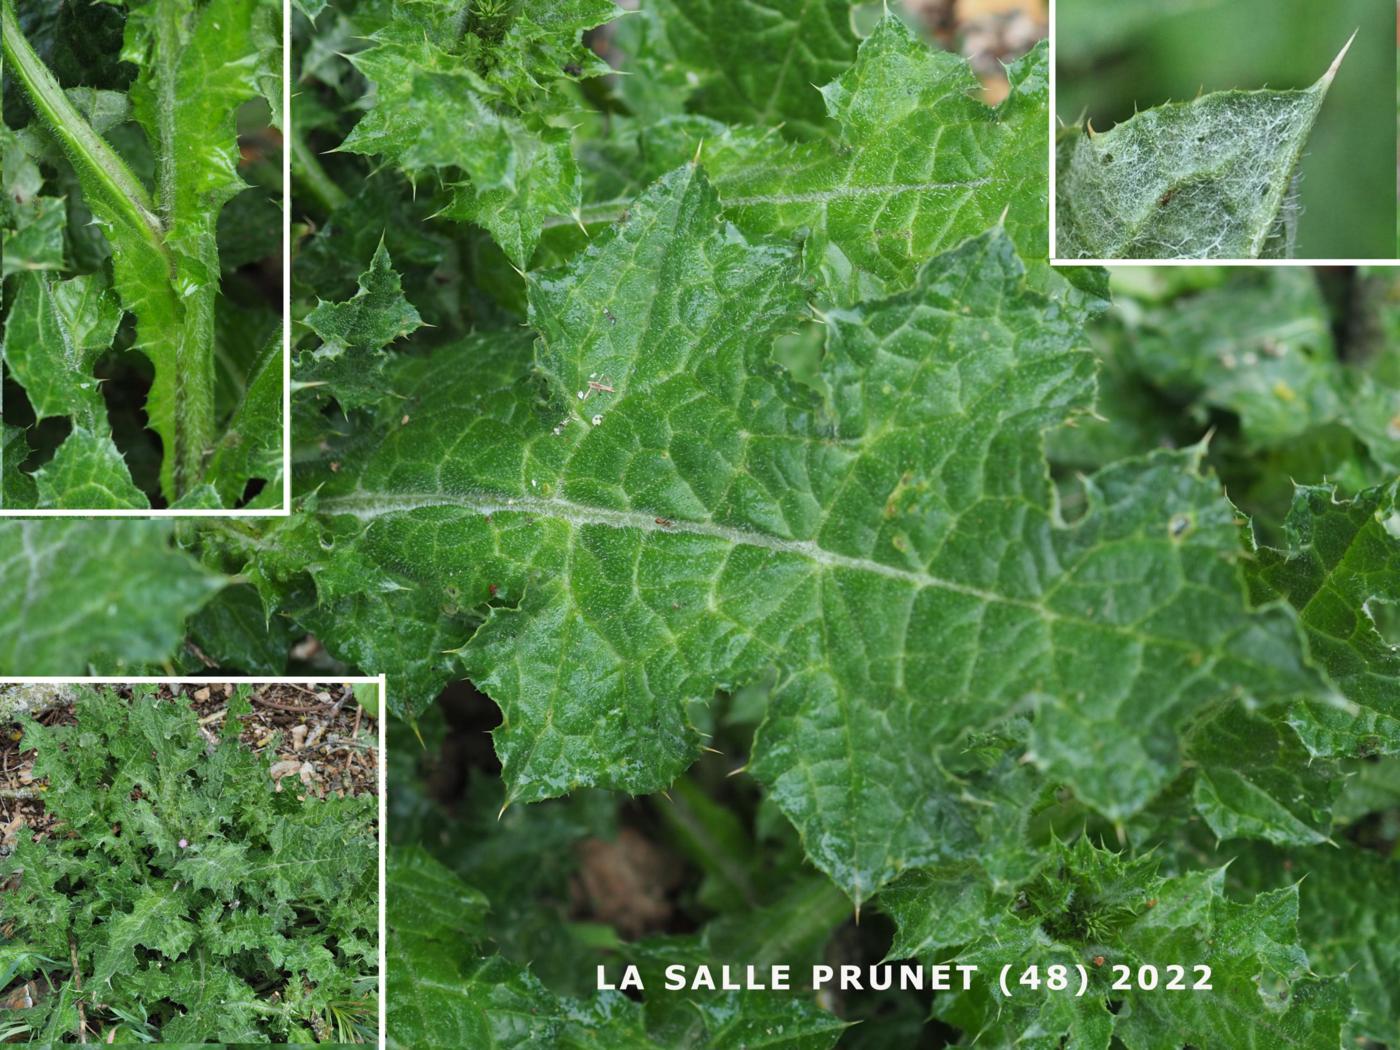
646, 0, 859, 139
303, 168, 1333, 908
1, 426, 38, 509
92, 889, 197, 986
34, 427, 150, 509
1056, 42, 1349, 260
706, 20, 1052, 304
0, 521, 223, 671
2, 271, 120, 427
1250, 480, 1400, 758
338, 0, 620, 265
885, 839, 1351, 1048
207, 329, 284, 504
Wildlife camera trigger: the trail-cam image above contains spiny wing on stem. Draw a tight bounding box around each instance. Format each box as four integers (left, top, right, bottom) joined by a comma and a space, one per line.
123, 0, 276, 496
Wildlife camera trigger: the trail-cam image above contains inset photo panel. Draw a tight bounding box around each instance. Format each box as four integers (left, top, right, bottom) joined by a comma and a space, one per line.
0, 0, 289, 514
1052, 0, 1398, 262
0, 678, 383, 1045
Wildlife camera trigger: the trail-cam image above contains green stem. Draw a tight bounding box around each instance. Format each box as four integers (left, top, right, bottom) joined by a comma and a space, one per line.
2, 0, 215, 500
151, 0, 183, 223
0, 0, 165, 250
751, 878, 850, 968
291, 128, 349, 215
243, 1000, 298, 1018
150, 0, 215, 498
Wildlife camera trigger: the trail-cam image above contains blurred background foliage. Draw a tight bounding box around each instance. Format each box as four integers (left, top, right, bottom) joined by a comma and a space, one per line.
1051, 264, 1399, 546
1056, 0, 1396, 259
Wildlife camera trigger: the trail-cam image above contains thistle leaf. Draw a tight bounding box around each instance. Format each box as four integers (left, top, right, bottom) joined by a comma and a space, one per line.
594, 19, 1057, 306
298, 241, 423, 408
1249, 481, 1400, 758
206, 330, 285, 505
0, 522, 222, 670
301, 167, 1332, 906
883, 838, 1351, 1048
338, 0, 621, 265
1, 271, 121, 427
0, 425, 38, 509
34, 427, 149, 509
641, 0, 859, 139
1055, 39, 1350, 259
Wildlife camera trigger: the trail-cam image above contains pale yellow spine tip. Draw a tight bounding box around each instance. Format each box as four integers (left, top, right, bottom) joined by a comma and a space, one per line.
1324, 29, 1358, 85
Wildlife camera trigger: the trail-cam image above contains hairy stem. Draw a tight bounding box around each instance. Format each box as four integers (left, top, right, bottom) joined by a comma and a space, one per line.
0, 0, 165, 247
151, 0, 216, 497
2, 0, 215, 499
151, 0, 183, 223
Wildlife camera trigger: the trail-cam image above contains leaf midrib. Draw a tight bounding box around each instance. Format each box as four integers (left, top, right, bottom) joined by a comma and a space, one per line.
319, 487, 1036, 607
318, 484, 1326, 686
546, 173, 1001, 229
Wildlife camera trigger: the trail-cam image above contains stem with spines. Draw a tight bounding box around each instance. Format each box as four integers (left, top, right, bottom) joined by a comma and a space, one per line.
2, 0, 216, 499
